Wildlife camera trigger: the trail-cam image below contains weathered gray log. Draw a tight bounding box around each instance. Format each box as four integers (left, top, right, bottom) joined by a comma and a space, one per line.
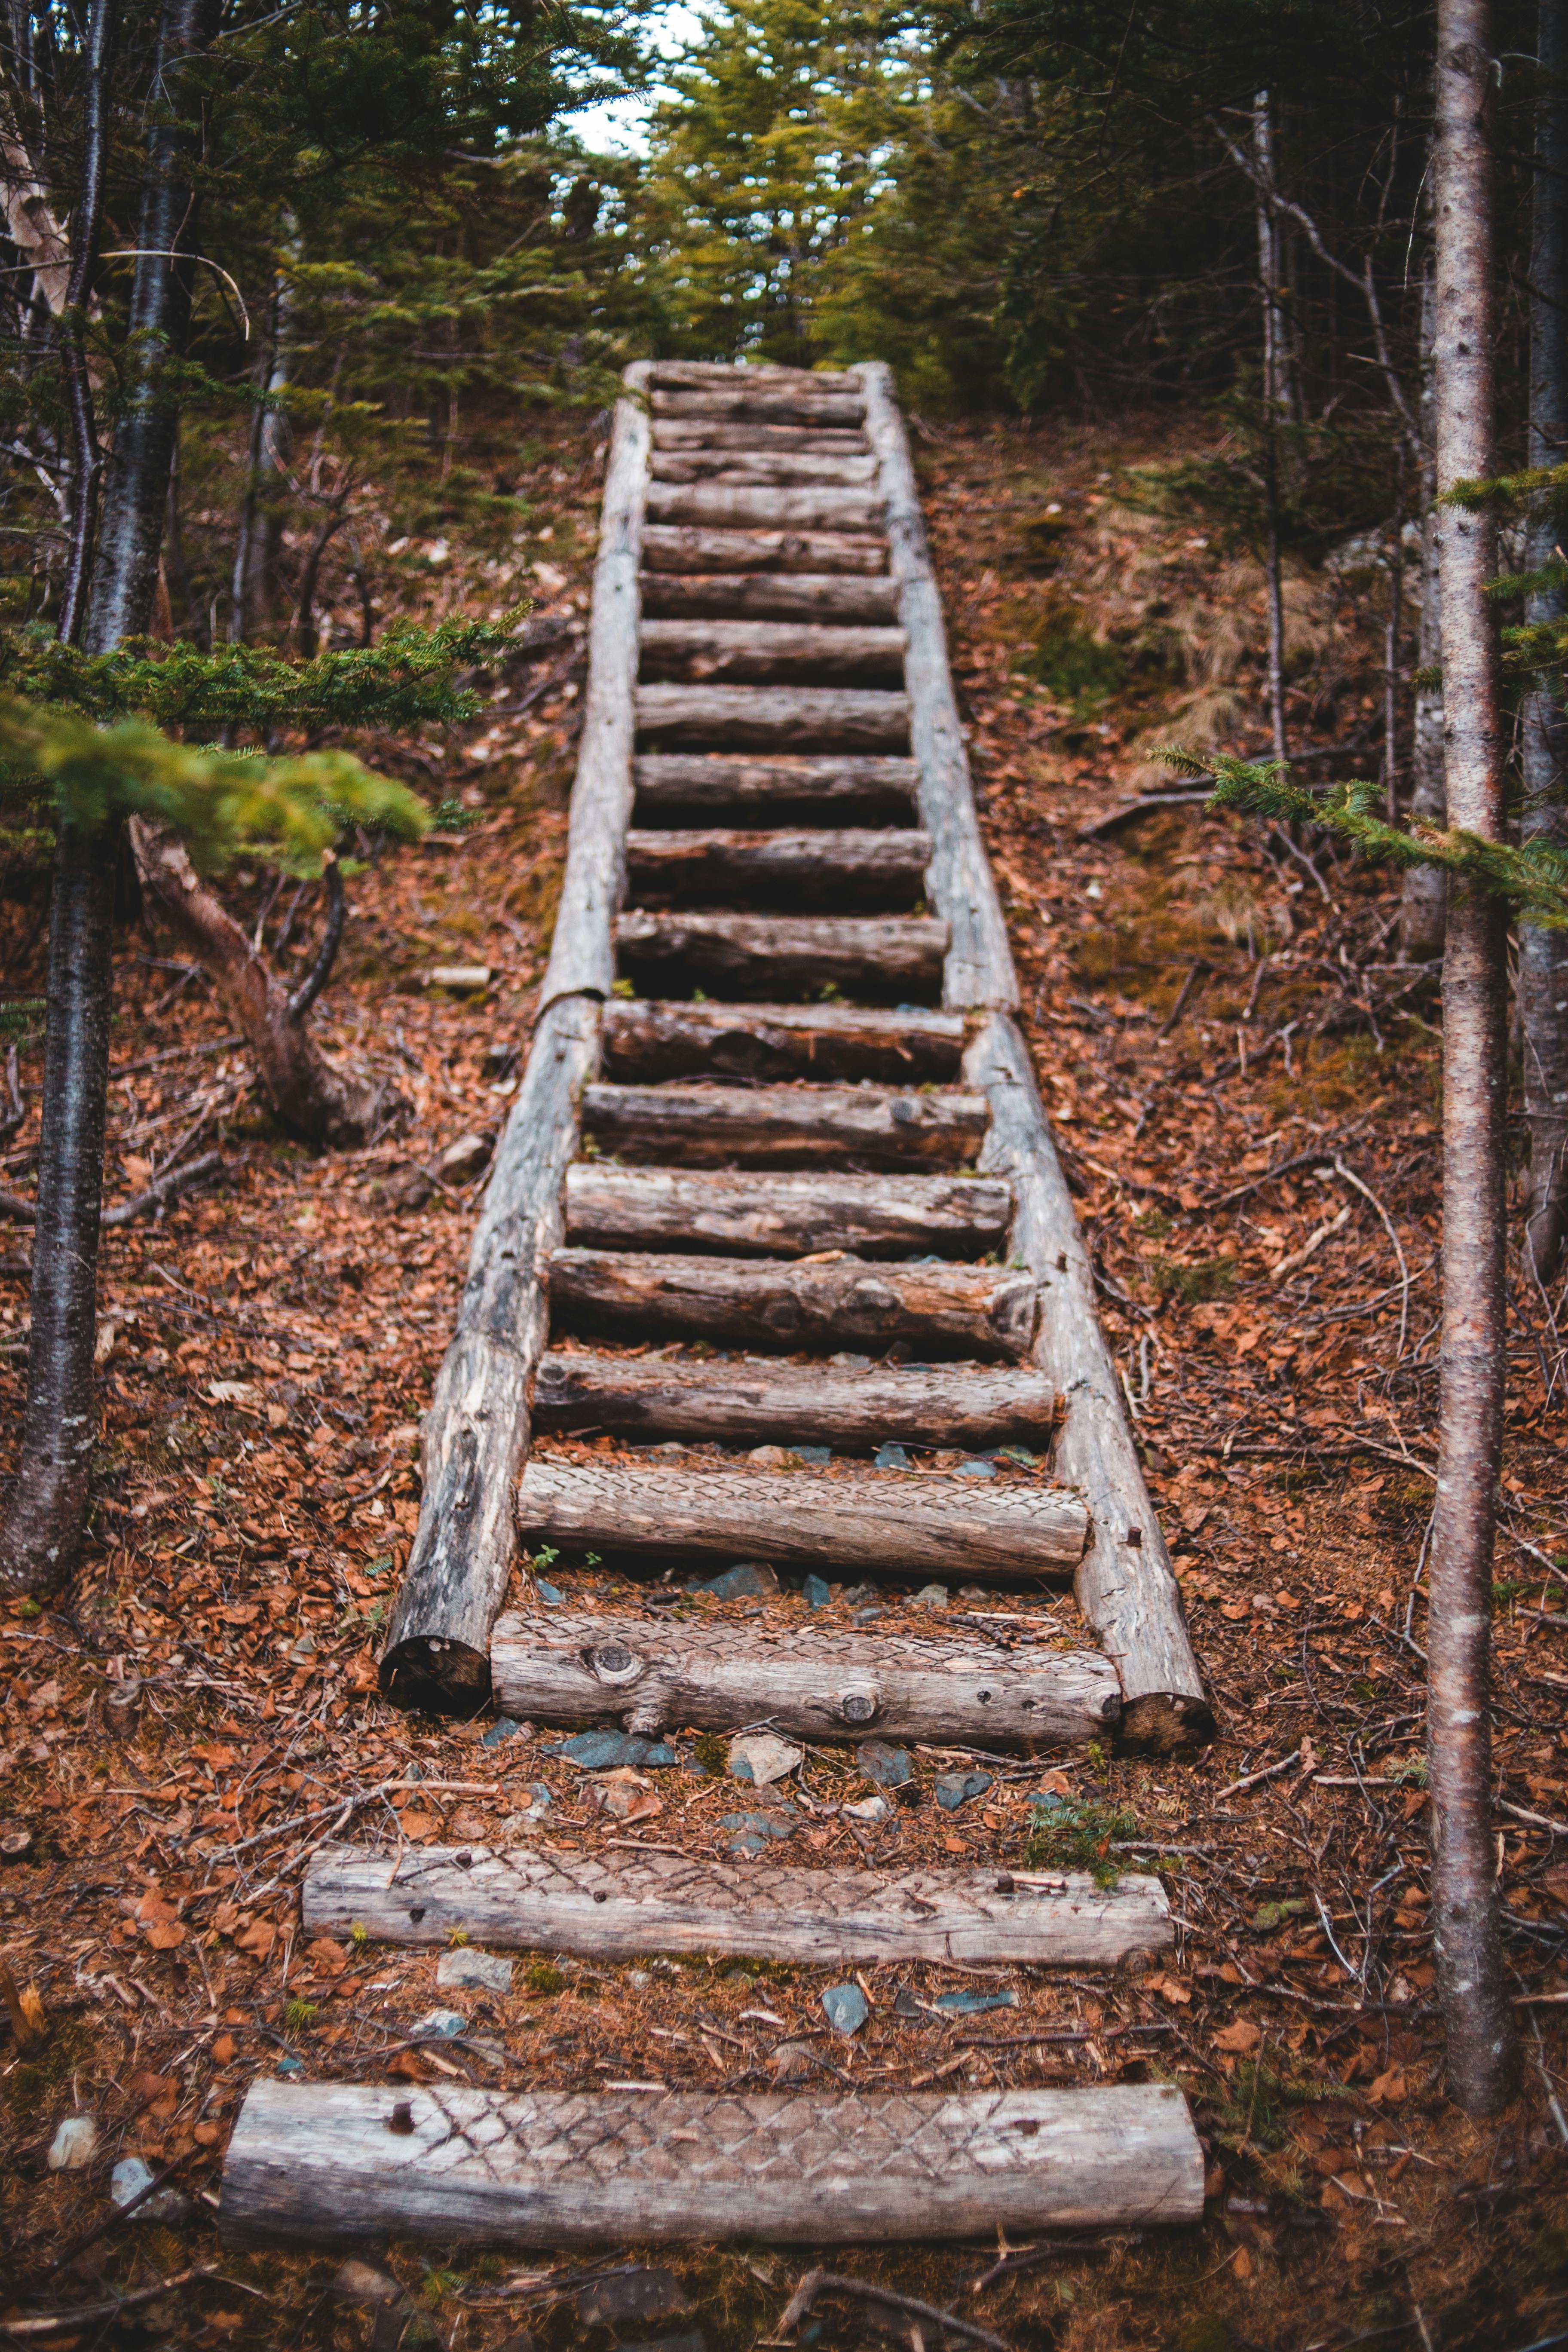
635, 684, 909, 753
379, 995, 602, 1710
580, 1081, 987, 1170
854, 363, 1018, 1014
516, 1457, 1088, 1577
220, 2081, 1204, 2251
966, 1011, 1210, 1748
633, 753, 917, 827
650, 388, 867, 427
650, 361, 861, 389
638, 619, 906, 686
548, 1247, 1038, 1360
641, 524, 888, 576
652, 421, 870, 454
640, 572, 903, 625
306, 1838, 1158, 1965
564, 1166, 1011, 1259
651, 451, 879, 487
533, 1350, 1059, 1449
615, 911, 944, 997
646, 482, 881, 533
625, 827, 929, 909
601, 998, 965, 1084
535, 366, 651, 1009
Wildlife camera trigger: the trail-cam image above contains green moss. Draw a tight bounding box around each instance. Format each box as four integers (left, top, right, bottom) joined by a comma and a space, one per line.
524, 1961, 566, 1995
1023, 1795, 1138, 1888
1145, 1253, 1235, 1304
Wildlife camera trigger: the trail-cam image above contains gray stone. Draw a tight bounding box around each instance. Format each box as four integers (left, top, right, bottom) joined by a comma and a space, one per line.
46, 2116, 97, 2172
934, 1987, 1019, 2015
935, 1769, 993, 1811
481, 1715, 529, 1748
110, 2156, 191, 2224
436, 1946, 513, 1994
728, 1733, 802, 1788
802, 1574, 832, 1608
858, 1739, 914, 1789
718, 1808, 796, 1857
873, 1442, 909, 1470
576, 2270, 691, 2328
956, 1456, 997, 1478
544, 1730, 677, 1770
821, 1981, 870, 2037
411, 2007, 467, 2039
842, 1794, 889, 1824
912, 1583, 949, 1609
702, 1561, 779, 1600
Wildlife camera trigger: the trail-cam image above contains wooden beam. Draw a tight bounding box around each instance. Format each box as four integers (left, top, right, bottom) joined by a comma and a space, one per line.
563, 1166, 1012, 1259
651, 451, 879, 487
650, 389, 867, 427
966, 1012, 1211, 1749
535, 368, 651, 1010
649, 361, 861, 389
652, 421, 870, 454
378, 996, 602, 1711
635, 684, 910, 753
854, 364, 1018, 1014
615, 910, 945, 997
638, 619, 906, 685
626, 826, 929, 909
646, 483, 881, 533
641, 524, 888, 576
220, 2081, 1204, 2250
580, 1081, 986, 1170
304, 1839, 1158, 1965
600, 999, 965, 1084
533, 1350, 1059, 1450
516, 1457, 1089, 1578
640, 573, 903, 625
633, 753, 918, 827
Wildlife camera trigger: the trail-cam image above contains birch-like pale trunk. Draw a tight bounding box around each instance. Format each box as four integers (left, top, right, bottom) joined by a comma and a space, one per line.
1427, 0, 1519, 2113
1403, 262, 1449, 957
1254, 91, 1290, 768
1522, 0, 1568, 1277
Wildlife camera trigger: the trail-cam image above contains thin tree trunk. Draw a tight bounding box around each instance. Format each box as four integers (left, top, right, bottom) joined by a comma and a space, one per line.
1428, 0, 1519, 2115
1385, 459, 1406, 822
1254, 92, 1290, 767
1403, 260, 1449, 956
55, 0, 115, 645
0, 0, 214, 1599
1522, 0, 1568, 1278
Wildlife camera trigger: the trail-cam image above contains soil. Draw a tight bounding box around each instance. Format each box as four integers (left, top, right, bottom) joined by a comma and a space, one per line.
0, 407, 1564, 2352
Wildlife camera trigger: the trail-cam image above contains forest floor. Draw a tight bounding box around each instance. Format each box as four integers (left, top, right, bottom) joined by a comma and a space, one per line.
1, 404, 1566, 2352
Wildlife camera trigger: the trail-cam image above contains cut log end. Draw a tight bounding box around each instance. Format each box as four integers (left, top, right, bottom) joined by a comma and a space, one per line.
378, 1632, 491, 1714
1119, 1689, 1217, 1755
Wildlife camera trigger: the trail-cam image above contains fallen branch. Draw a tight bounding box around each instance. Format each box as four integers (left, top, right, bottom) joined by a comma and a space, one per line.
1333, 1157, 1411, 1359
0, 2268, 221, 2339
1217, 1748, 1303, 1800
776, 2269, 1010, 2352
1077, 790, 1213, 840
969, 2233, 1143, 2294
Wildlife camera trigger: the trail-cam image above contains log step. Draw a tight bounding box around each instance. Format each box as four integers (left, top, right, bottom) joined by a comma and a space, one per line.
563, 1165, 1012, 1259
601, 1001, 965, 1084
638, 619, 906, 686
650, 388, 868, 427
533, 1350, 1058, 1450
615, 911, 945, 998
652, 420, 871, 453
640, 571, 903, 625
641, 525, 889, 576
303, 1839, 1155, 1964
625, 829, 929, 912
650, 361, 863, 387
647, 483, 881, 533
548, 1247, 1036, 1358
516, 1457, 1088, 1579
221, 2081, 1204, 2251
635, 683, 910, 753
582, 1081, 985, 1170
651, 450, 879, 487
633, 752, 918, 827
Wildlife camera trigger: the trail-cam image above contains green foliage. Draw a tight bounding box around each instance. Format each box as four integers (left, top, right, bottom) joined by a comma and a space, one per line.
1157, 747, 1568, 930
284, 1996, 318, 2031
1023, 1792, 1137, 1887
1145, 1253, 1236, 1305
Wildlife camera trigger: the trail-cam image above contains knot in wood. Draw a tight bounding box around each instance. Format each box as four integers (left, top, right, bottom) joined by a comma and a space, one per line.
388, 2101, 415, 2135
839, 1687, 879, 1724
590, 1642, 644, 1685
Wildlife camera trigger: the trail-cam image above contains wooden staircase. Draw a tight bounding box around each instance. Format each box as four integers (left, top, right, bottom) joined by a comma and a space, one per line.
218, 361, 1209, 2257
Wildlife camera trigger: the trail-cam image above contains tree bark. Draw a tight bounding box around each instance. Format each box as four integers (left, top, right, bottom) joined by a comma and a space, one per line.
580, 1080, 986, 1168
1254, 92, 1291, 768
641, 525, 888, 577
635, 684, 910, 753
652, 419, 869, 453
563, 1165, 1011, 1260
1522, 0, 1568, 1278
650, 451, 878, 488
651, 387, 867, 427
1428, 0, 1519, 2113
1403, 258, 1449, 956
601, 998, 964, 1084
632, 753, 917, 827
640, 572, 902, 625
615, 910, 945, 998
638, 619, 906, 685
55, 0, 116, 645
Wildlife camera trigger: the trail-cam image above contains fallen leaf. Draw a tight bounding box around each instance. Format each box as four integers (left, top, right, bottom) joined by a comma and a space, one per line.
398, 1811, 438, 1841
235, 1920, 277, 1959
1366, 2065, 1408, 2105
307, 1938, 349, 1976
144, 1920, 187, 1950
212, 1902, 241, 1935
387, 2049, 434, 2082
1212, 2018, 1261, 2054
1145, 1971, 1192, 2006
212, 2033, 237, 2065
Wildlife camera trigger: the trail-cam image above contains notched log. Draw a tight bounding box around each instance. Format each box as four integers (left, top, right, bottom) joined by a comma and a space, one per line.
563, 1166, 1012, 1259
635, 684, 910, 754
579, 1081, 987, 1169
600, 999, 965, 1084
615, 911, 945, 999
625, 827, 929, 910
633, 753, 918, 828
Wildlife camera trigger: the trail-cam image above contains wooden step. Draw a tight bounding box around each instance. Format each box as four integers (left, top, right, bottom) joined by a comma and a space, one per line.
642, 524, 888, 576
640, 572, 902, 625
601, 1000, 965, 1084
548, 1247, 1037, 1358
517, 1457, 1088, 1578
304, 1837, 1155, 1963
626, 827, 928, 910
638, 619, 906, 686
650, 388, 867, 427
646, 483, 881, 533
564, 1166, 1012, 1259
221, 2081, 1204, 2251
616, 911, 945, 998
580, 1082, 986, 1170
650, 361, 862, 388
634, 753, 918, 827
635, 684, 910, 754
651, 451, 879, 487
534, 1350, 1058, 1450
652, 420, 870, 454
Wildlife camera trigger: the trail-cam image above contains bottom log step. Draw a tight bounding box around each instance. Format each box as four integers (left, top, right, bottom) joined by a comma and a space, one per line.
221, 2081, 1204, 2248
303, 1842, 1170, 1967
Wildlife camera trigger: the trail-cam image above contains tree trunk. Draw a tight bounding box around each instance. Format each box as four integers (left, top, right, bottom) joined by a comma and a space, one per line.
1254, 92, 1291, 768
1522, 0, 1568, 1278
55, 0, 115, 645
128, 823, 387, 1145
1427, 0, 1519, 2114
1403, 261, 1449, 956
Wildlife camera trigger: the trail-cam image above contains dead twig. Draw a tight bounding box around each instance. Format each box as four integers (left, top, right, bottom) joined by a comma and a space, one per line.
1333, 1156, 1411, 1360
0, 2267, 226, 2338
776, 2268, 1010, 2352
969, 2233, 1143, 2294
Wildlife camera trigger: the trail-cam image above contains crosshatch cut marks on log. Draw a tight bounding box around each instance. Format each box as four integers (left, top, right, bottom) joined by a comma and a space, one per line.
562, 1166, 1013, 1260
220, 2081, 1204, 2250
515, 1457, 1090, 1579
532, 1350, 1059, 1451
490, 1606, 1117, 1745
303, 1841, 1161, 1966
579, 1082, 988, 1169
547, 1247, 1038, 1358
600, 1000, 965, 1084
